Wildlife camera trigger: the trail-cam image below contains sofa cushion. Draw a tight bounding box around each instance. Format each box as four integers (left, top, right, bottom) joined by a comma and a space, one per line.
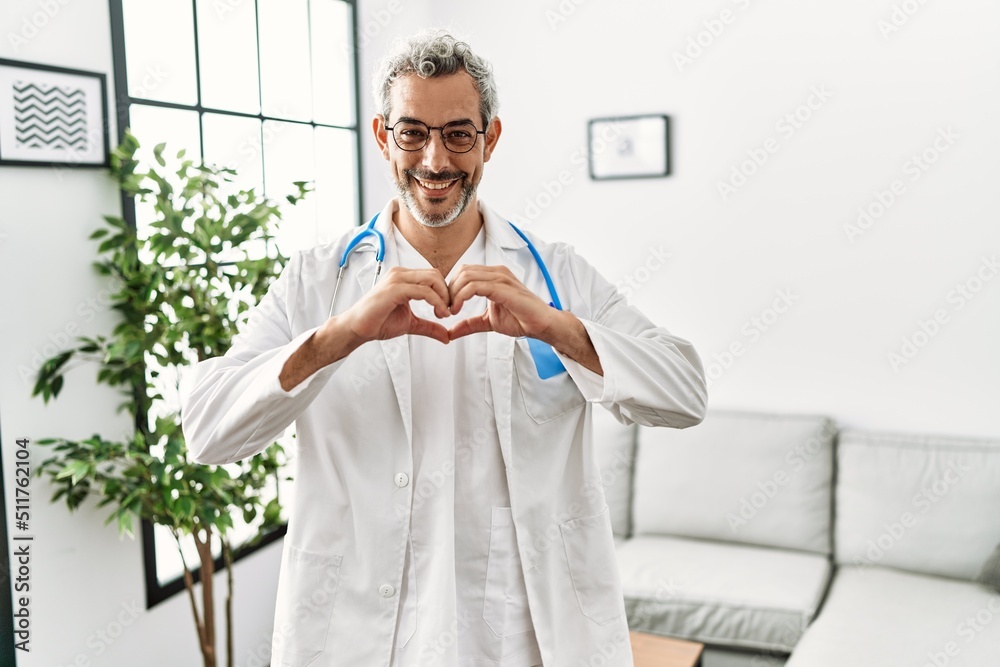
786, 566, 1000, 667
592, 406, 638, 538
617, 535, 832, 652
632, 410, 835, 554
835, 430, 1000, 581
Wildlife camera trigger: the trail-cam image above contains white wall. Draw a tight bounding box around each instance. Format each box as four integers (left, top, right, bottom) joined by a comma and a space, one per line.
0, 1, 280, 665
2, 0, 996, 664
361, 0, 1000, 439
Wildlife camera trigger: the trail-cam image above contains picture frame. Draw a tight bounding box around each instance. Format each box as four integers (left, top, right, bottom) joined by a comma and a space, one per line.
0, 58, 110, 168
588, 114, 671, 180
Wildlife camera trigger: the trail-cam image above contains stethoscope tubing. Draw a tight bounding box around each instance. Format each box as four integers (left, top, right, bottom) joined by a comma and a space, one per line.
327, 213, 561, 319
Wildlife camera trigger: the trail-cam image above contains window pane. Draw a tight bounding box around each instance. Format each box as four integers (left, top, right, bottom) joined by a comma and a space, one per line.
202, 113, 264, 195
263, 120, 317, 253
315, 127, 358, 244
122, 0, 197, 104
258, 0, 312, 121
126, 105, 201, 248
202, 113, 266, 260
311, 0, 356, 126
196, 0, 261, 113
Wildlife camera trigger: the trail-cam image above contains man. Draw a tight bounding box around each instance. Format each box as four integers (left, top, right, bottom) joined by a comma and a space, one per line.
182, 31, 706, 667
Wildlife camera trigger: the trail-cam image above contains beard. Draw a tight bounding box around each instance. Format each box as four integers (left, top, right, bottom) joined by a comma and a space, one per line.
396, 168, 476, 228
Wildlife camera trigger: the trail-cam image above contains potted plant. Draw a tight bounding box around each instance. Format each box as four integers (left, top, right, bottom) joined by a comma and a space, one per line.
32, 130, 310, 667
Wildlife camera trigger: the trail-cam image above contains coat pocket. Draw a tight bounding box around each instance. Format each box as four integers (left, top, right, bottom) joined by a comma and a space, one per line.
560, 507, 625, 626
273, 546, 344, 667
514, 339, 585, 424
483, 507, 535, 637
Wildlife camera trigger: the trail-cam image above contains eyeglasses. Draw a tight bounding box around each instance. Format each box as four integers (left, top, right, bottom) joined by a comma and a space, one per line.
386, 119, 486, 154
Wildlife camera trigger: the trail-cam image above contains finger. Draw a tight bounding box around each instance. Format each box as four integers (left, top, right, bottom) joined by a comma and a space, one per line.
409, 317, 450, 344
448, 265, 512, 293
449, 279, 516, 315
448, 268, 518, 314
384, 266, 450, 301
448, 314, 493, 340
390, 283, 451, 318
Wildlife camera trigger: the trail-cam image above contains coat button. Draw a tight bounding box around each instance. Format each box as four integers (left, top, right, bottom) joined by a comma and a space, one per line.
394, 472, 409, 488
379, 584, 395, 598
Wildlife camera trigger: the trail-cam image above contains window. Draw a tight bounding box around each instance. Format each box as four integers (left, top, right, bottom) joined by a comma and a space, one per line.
108, 0, 362, 607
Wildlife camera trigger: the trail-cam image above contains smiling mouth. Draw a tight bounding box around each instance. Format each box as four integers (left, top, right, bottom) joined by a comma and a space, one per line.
416, 178, 457, 191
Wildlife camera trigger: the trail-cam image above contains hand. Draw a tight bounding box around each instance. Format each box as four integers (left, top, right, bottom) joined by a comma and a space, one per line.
446, 264, 603, 375
337, 266, 452, 346
446, 265, 559, 342
280, 267, 451, 391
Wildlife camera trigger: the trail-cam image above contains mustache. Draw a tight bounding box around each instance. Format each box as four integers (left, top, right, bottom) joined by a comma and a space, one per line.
404, 169, 467, 183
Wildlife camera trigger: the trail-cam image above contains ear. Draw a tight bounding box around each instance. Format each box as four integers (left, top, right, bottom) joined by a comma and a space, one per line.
482, 117, 502, 163
372, 115, 390, 160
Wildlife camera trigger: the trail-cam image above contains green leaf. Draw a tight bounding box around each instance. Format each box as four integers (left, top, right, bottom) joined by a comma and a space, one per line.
263, 497, 281, 524
175, 496, 195, 518
153, 142, 167, 167
57, 460, 91, 485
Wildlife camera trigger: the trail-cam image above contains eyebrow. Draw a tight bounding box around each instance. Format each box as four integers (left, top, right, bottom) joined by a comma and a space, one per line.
396, 116, 477, 126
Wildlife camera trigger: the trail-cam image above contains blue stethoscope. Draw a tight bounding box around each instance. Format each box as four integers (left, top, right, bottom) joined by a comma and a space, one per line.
328, 212, 567, 379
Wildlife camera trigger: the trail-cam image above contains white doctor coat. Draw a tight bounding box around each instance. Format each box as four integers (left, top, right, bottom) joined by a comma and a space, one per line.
181, 199, 707, 667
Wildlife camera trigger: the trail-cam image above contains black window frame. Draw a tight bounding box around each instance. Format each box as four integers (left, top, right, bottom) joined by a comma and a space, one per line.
107, 0, 364, 609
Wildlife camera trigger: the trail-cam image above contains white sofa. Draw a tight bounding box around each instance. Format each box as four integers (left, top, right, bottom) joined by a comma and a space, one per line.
593, 409, 1000, 666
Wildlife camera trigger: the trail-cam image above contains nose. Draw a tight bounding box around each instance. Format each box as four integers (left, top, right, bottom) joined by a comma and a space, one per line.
419, 130, 452, 173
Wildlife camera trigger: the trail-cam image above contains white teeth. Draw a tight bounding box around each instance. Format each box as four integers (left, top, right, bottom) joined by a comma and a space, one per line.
418, 179, 453, 190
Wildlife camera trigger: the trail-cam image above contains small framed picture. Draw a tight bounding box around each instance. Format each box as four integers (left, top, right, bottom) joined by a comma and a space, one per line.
588, 114, 671, 180
0, 58, 110, 168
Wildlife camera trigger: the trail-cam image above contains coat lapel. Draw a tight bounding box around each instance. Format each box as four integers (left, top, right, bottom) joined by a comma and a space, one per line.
354, 214, 414, 447
483, 214, 528, 468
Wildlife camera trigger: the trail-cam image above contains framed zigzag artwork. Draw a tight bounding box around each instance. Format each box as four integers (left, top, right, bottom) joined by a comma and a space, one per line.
0, 59, 109, 168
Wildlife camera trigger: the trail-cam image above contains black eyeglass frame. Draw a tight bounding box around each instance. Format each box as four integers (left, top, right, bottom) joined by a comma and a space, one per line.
385, 119, 487, 154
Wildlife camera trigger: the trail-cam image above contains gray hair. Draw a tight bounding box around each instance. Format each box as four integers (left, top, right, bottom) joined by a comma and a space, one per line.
372, 31, 499, 127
